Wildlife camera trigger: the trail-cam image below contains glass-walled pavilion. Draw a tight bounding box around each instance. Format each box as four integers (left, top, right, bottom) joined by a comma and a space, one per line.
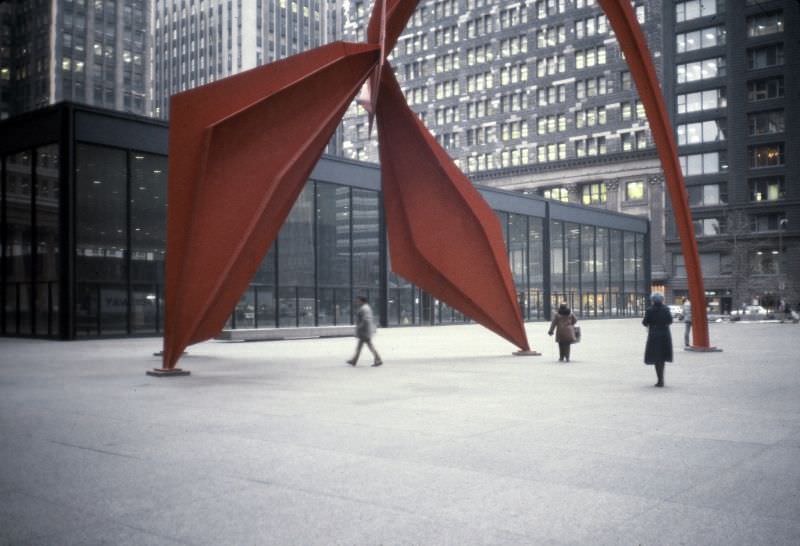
0, 104, 650, 339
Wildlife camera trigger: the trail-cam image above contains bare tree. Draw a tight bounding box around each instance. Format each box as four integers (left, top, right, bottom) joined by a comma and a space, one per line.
703, 208, 782, 312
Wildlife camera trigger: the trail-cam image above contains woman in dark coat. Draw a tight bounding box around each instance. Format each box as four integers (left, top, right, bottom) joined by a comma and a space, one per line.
643, 292, 673, 387
548, 303, 577, 362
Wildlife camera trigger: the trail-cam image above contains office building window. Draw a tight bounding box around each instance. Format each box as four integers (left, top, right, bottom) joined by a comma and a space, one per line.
750, 250, 778, 275
620, 70, 632, 90
675, 0, 721, 23
574, 14, 607, 39
751, 213, 786, 233
543, 187, 569, 202
581, 183, 606, 205
676, 57, 725, 83
575, 76, 606, 99
688, 184, 725, 207
575, 46, 606, 70
747, 44, 784, 70
747, 77, 784, 102
746, 12, 783, 37
748, 144, 784, 168
536, 0, 566, 18
574, 106, 606, 128
677, 88, 726, 113
676, 26, 726, 53
536, 25, 565, 48
747, 110, 784, 136
676, 120, 725, 145
693, 218, 723, 237
680, 151, 727, 176
749, 177, 785, 202
574, 137, 607, 158
625, 181, 645, 201
674, 253, 722, 277
538, 84, 567, 105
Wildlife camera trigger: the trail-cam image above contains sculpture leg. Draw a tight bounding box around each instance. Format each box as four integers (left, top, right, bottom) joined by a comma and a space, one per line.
598, 0, 716, 349
375, 68, 531, 352
161, 42, 380, 370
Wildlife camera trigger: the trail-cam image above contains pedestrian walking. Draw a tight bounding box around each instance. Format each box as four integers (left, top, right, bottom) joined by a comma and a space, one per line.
347, 296, 383, 367
548, 303, 577, 362
682, 297, 692, 347
643, 292, 673, 388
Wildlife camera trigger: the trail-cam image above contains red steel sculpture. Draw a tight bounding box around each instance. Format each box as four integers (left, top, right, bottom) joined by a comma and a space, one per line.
157, 0, 713, 373
597, 0, 713, 349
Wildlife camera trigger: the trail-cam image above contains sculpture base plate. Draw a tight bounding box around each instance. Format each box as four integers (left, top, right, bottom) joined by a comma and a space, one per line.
684, 346, 723, 352
513, 350, 542, 356
153, 351, 188, 357
146, 368, 191, 377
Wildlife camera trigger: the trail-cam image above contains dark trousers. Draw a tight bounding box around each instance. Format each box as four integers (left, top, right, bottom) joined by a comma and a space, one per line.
654, 361, 665, 386
352, 338, 381, 363
558, 341, 571, 361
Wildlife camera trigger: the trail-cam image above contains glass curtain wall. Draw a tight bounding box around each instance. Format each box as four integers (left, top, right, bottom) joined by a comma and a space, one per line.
634, 233, 645, 313
596, 227, 610, 315
352, 189, 381, 317
550, 220, 565, 309
130, 153, 167, 333
75, 144, 128, 336
581, 225, 596, 317
623, 231, 637, 315
546, 221, 649, 318
233, 182, 381, 330
277, 184, 315, 327
0, 144, 648, 337
5, 152, 33, 335
1, 146, 60, 337
609, 229, 624, 316
316, 182, 351, 326
75, 144, 168, 337
565, 223, 581, 313
508, 213, 528, 319
35, 146, 60, 337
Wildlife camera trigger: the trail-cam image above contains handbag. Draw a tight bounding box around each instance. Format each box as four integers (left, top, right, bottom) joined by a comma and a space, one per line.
573, 326, 581, 343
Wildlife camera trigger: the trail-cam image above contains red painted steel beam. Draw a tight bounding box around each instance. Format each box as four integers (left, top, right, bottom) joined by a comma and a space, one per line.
598, 0, 713, 348
161, 42, 380, 369
377, 69, 531, 351
366, 0, 419, 57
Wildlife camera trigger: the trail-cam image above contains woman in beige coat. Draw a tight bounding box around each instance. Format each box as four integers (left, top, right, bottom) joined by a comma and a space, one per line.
548, 303, 577, 362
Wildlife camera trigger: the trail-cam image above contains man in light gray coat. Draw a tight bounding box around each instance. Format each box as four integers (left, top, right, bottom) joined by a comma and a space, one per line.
347, 296, 383, 367
682, 297, 692, 347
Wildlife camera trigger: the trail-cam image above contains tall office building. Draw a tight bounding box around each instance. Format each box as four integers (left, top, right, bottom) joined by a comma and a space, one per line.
661, 0, 799, 312
151, 0, 344, 119
0, 0, 152, 119
342, 0, 669, 289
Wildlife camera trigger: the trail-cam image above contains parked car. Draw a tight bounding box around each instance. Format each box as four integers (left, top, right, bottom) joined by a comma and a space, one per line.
668, 304, 684, 321
731, 305, 770, 319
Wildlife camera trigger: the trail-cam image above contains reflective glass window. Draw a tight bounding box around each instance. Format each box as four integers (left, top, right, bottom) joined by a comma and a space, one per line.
351, 188, 380, 317
508, 214, 528, 319
35, 145, 60, 336
75, 144, 127, 336
528, 217, 544, 319
316, 182, 351, 326
550, 220, 564, 309
5, 152, 33, 335
130, 152, 167, 333
278, 184, 314, 327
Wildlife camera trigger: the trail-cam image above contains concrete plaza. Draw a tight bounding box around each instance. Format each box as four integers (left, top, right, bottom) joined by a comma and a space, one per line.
1, 318, 799, 545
